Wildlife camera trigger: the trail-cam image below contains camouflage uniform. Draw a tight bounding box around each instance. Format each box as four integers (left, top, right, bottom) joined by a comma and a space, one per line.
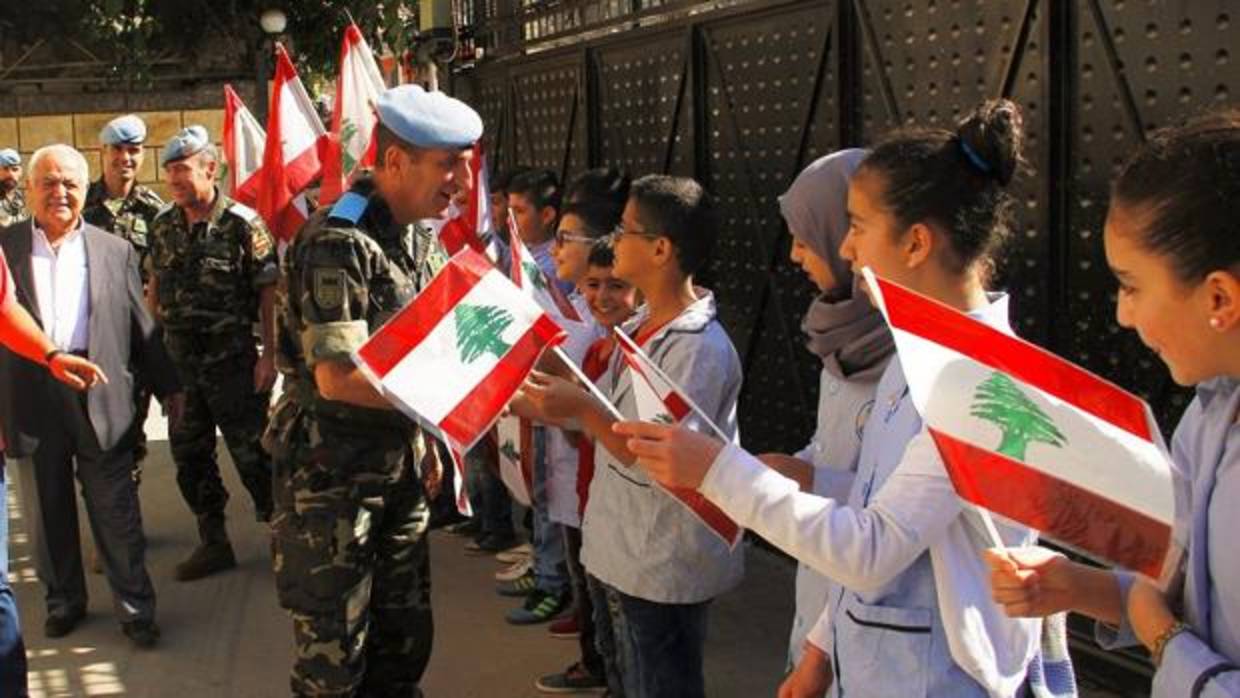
149, 190, 277, 522
0, 190, 26, 228
268, 178, 447, 696
83, 179, 163, 282
83, 179, 164, 471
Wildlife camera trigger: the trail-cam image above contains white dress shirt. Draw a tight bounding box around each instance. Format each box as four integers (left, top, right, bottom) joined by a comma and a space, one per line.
31, 219, 90, 352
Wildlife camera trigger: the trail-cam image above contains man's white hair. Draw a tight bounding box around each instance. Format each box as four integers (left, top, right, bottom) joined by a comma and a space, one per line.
27, 144, 90, 184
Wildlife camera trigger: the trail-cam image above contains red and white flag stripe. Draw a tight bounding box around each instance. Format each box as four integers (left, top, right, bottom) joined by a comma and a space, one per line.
438, 143, 494, 258
507, 211, 583, 324
614, 329, 743, 548
862, 269, 1176, 580
495, 416, 534, 506
354, 248, 566, 452
258, 44, 328, 241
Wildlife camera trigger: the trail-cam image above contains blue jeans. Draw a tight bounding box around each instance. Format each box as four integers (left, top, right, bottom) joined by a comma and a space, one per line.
611, 584, 710, 698
466, 444, 514, 538
0, 464, 29, 697
530, 428, 566, 596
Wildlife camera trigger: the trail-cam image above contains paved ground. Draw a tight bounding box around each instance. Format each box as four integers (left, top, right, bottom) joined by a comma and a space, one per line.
7, 409, 795, 697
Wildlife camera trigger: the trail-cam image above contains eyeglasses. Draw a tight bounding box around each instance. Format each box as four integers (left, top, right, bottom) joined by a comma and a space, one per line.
610, 224, 661, 241
555, 228, 595, 246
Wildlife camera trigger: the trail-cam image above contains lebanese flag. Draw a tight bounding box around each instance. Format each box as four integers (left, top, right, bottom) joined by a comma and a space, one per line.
353, 248, 566, 452
444, 447, 473, 516
861, 269, 1176, 581
258, 44, 328, 241
507, 211, 582, 325
614, 329, 743, 548
222, 85, 266, 204
320, 24, 385, 206
495, 415, 534, 506
438, 143, 493, 257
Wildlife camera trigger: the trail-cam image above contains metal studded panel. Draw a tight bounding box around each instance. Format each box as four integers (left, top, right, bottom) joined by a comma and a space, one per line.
1066, 2, 1232, 427
593, 31, 694, 177
510, 57, 589, 182
701, 2, 839, 454
854, 0, 1051, 343
474, 71, 511, 171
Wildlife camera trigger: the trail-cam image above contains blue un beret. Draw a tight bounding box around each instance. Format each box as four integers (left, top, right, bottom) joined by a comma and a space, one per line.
161, 125, 210, 167
0, 149, 18, 167
375, 84, 482, 150
100, 114, 148, 146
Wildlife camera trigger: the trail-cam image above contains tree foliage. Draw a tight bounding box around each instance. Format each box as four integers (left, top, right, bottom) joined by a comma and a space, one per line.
455, 303, 514, 364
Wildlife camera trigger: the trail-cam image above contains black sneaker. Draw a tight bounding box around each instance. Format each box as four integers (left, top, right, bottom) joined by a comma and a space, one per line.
506, 589, 568, 625
122, 619, 160, 648
44, 607, 85, 638
535, 662, 607, 694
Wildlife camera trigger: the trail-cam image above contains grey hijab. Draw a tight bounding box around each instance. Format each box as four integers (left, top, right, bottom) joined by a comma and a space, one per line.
778, 149, 894, 375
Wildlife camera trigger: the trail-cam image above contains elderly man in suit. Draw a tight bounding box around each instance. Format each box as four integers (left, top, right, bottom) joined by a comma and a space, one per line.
0, 143, 182, 648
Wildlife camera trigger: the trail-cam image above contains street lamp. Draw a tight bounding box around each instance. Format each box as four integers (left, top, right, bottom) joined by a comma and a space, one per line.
255, 7, 287, 124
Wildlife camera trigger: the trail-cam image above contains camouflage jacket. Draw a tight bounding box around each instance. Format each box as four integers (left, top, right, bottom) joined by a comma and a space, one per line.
149, 189, 278, 349
82, 179, 163, 279
277, 178, 448, 431
0, 190, 26, 229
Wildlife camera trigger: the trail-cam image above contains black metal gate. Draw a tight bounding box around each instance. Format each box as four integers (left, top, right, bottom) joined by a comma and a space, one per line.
455, 0, 1238, 458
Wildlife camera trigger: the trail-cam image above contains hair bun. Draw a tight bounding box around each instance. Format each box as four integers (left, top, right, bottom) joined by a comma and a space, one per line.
956, 99, 1024, 186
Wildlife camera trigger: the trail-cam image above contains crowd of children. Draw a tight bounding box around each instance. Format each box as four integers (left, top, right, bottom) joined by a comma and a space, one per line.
443, 98, 1239, 698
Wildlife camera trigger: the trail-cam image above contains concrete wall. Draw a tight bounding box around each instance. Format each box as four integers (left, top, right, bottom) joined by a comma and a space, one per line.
0, 108, 226, 200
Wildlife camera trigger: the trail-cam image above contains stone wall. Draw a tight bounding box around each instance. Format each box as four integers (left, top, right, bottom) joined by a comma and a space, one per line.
0, 108, 226, 200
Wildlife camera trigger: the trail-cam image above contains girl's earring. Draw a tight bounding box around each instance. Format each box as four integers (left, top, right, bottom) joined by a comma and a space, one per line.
1209, 316, 1224, 330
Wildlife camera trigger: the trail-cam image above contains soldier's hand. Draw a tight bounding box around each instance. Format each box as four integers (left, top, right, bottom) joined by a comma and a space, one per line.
49, 352, 108, 391
163, 392, 187, 433
254, 352, 277, 394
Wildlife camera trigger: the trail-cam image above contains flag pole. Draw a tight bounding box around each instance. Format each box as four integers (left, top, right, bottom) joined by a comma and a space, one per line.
975, 506, 1006, 549
551, 345, 624, 421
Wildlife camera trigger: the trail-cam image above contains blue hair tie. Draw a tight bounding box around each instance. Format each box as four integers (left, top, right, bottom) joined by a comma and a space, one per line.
958, 139, 993, 174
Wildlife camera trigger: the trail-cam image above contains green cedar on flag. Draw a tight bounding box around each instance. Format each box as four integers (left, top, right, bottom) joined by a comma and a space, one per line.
862, 268, 1177, 582
353, 248, 566, 453
495, 415, 533, 506
971, 371, 1067, 461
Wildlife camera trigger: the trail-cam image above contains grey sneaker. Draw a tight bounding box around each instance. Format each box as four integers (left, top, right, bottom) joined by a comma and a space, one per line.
535, 662, 607, 694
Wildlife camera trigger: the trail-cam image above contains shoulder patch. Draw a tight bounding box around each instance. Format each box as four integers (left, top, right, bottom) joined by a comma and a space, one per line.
329, 191, 369, 224
228, 200, 262, 223
313, 268, 347, 311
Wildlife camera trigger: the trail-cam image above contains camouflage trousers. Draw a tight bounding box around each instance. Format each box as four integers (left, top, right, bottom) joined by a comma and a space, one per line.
168, 351, 273, 521
270, 409, 433, 697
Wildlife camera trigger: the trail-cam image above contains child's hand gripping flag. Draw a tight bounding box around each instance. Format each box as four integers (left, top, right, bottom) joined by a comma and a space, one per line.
614, 329, 743, 548
352, 248, 567, 456
861, 268, 1178, 582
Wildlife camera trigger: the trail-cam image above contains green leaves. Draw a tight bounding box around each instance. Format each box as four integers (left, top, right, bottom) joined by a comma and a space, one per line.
971, 371, 1066, 461
455, 303, 514, 364
521, 261, 549, 292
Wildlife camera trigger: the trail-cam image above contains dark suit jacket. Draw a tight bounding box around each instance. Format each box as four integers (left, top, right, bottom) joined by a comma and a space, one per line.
0, 219, 180, 457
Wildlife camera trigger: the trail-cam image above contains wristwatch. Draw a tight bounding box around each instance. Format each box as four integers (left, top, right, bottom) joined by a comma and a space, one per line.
1152, 620, 1189, 667
44, 348, 63, 365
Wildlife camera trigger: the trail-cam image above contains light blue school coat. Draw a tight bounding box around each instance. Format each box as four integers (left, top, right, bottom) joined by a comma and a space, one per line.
701, 295, 1040, 697
1101, 377, 1240, 697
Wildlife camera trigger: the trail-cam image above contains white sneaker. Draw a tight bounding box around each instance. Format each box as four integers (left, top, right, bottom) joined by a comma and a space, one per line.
495, 542, 533, 564
494, 557, 533, 582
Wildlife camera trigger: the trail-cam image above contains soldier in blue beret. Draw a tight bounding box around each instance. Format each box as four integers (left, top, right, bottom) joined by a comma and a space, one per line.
271, 84, 480, 696
0, 149, 25, 228
83, 116, 165, 495
148, 125, 279, 583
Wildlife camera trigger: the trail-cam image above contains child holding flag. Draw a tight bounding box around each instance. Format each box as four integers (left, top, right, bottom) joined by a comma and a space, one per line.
537, 236, 639, 694
521, 175, 744, 698
768, 148, 897, 698
614, 101, 1054, 696
986, 109, 1240, 698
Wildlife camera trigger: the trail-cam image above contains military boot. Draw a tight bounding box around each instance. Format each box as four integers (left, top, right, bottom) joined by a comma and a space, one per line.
175, 515, 237, 581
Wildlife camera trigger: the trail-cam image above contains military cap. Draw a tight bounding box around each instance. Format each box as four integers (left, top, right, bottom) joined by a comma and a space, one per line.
0, 149, 19, 167
100, 114, 148, 146
375, 84, 482, 149
161, 125, 210, 167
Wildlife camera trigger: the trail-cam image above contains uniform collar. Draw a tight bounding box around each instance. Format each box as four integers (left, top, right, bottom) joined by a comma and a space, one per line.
176, 187, 229, 228
1196, 376, 1240, 409
621, 288, 719, 343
